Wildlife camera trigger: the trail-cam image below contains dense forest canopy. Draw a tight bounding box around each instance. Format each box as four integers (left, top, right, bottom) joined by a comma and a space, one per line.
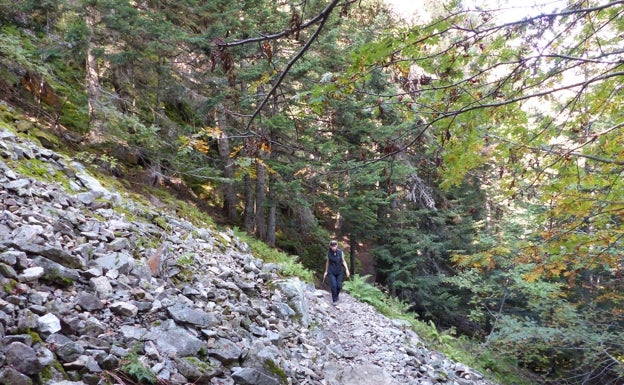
0, 0, 623, 383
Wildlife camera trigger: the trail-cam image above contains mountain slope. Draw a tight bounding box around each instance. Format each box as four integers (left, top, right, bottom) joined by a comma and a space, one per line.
0, 108, 496, 385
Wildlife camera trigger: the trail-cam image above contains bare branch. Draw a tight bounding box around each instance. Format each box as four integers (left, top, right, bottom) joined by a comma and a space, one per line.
460, 0, 624, 35
217, 0, 345, 47
244, 0, 342, 131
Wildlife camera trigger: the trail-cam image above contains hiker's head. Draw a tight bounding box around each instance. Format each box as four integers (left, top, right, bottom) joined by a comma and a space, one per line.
329, 240, 338, 249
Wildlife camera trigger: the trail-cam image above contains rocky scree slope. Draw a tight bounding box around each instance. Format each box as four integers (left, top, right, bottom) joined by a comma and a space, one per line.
0, 122, 498, 384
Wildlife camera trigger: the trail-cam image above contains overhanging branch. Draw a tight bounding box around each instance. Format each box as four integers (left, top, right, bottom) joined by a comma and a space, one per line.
243, 0, 342, 131
214, 0, 345, 132
217, 0, 342, 48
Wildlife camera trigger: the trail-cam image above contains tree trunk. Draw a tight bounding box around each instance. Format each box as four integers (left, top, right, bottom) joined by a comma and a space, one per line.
265, 114, 278, 246
267, 205, 276, 246
243, 173, 255, 234
215, 105, 237, 222
266, 174, 276, 246
349, 235, 357, 276
255, 160, 267, 240
85, 7, 105, 144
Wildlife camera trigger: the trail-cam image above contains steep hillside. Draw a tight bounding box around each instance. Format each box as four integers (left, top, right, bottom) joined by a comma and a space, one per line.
0, 108, 497, 385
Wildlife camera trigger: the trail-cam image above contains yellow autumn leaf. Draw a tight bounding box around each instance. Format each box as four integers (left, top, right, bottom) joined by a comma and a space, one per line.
192, 139, 210, 154
202, 126, 223, 139
523, 266, 544, 282
260, 140, 271, 153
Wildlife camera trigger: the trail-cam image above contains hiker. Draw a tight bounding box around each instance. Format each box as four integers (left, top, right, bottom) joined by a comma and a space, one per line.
323, 240, 350, 305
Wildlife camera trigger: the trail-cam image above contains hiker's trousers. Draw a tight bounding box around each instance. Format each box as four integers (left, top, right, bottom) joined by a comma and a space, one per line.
329, 272, 343, 302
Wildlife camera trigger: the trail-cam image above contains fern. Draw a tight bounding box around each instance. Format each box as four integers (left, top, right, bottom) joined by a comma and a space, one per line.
344, 274, 385, 306
344, 275, 413, 318
121, 345, 157, 384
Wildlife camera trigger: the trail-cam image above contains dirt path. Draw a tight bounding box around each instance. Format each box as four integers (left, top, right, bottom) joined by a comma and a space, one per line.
308, 286, 495, 385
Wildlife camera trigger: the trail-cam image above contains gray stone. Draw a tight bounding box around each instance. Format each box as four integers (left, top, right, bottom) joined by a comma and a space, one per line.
74, 292, 104, 311
0, 262, 17, 278
175, 356, 223, 383
30, 256, 80, 286
88, 275, 113, 298
17, 245, 84, 269
149, 322, 204, 357
208, 338, 243, 364
72, 166, 108, 194
77, 317, 106, 337
100, 354, 119, 370
106, 237, 130, 251
55, 341, 85, 362
338, 364, 400, 385
120, 324, 149, 340
46, 333, 73, 347
18, 266, 44, 282
109, 301, 138, 317
276, 279, 311, 327
17, 309, 39, 331
75, 191, 101, 205
5, 341, 44, 376
167, 302, 219, 328
270, 302, 295, 319
28, 305, 47, 315
79, 335, 111, 350
37, 313, 62, 334
0, 250, 22, 265
37, 346, 56, 367
5, 179, 32, 191
28, 291, 48, 306
63, 354, 101, 373
0, 223, 14, 241
11, 225, 44, 244
231, 367, 280, 385
93, 252, 133, 274
2, 334, 33, 346
0, 367, 33, 385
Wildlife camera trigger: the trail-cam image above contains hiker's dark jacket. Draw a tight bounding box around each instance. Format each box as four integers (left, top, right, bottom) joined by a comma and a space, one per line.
327, 249, 344, 275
